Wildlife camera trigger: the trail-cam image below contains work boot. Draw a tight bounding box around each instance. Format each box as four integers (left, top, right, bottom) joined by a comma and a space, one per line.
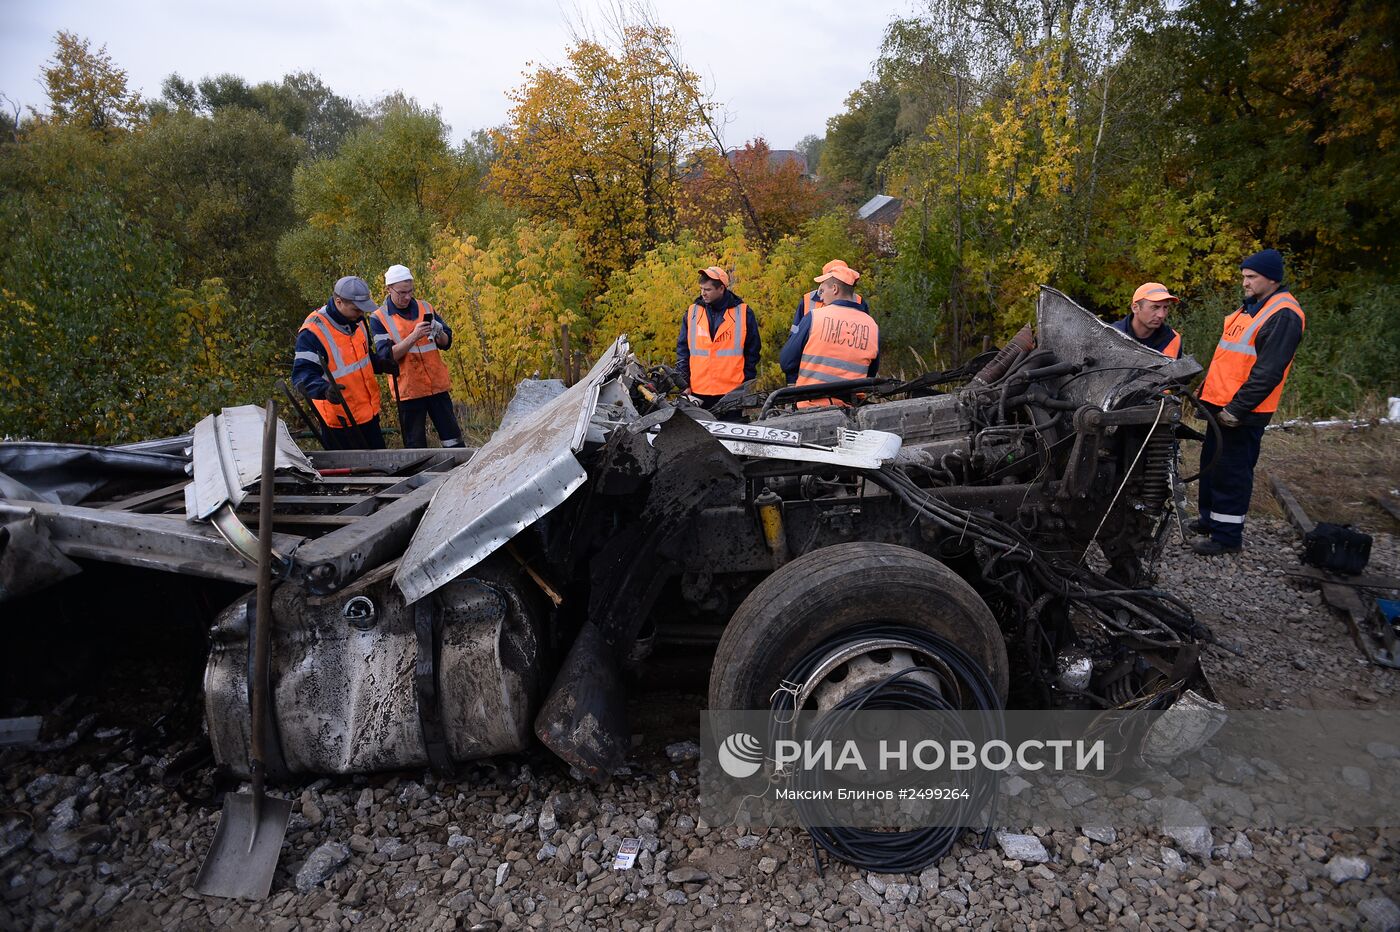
1191, 537, 1241, 556
1186, 519, 1210, 536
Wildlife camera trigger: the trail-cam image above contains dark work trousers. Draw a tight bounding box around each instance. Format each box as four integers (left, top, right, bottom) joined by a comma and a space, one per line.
397, 392, 464, 448
322, 415, 386, 451
1196, 421, 1266, 548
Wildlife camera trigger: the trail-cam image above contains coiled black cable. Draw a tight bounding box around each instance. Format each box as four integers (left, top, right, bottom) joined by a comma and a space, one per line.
769, 625, 1004, 874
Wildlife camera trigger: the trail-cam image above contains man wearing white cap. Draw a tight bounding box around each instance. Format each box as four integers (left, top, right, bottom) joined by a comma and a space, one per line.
291, 275, 394, 449
369, 264, 464, 448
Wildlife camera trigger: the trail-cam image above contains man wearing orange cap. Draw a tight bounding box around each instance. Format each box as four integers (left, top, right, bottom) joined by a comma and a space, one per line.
792, 259, 870, 331
675, 265, 760, 408
780, 265, 879, 407
788, 260, 870, 383
1113, 282, 1182, 357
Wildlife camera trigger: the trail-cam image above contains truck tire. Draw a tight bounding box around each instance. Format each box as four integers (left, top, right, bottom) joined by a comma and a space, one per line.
707, 542, 1008, 710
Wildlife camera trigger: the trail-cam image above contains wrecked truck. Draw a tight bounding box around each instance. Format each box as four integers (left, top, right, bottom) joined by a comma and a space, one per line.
1, 287, 1215, 785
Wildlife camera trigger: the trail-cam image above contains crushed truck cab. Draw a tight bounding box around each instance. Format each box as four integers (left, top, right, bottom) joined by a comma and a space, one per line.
1, 287, 1218, 784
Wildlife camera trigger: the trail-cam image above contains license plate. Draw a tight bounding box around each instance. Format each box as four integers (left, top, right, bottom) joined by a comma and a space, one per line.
699, 421, 802, 446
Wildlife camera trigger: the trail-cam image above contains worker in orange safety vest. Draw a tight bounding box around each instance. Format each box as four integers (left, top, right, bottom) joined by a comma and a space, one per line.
1190, 248, 1305, 556
789, 260, 871, 383
291, 275, 395, 449
369, 264, 465, 449
780, 264, 880, 408
675, 265, 761, 408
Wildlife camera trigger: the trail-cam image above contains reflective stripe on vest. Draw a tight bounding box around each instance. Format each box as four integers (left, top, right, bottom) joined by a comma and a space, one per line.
305, 313, 372, 379
687, 302, 747, 395
1199, 292, 1305, 414
795, 304, 879, 408
300, 308, 381, 426
372, 300, 452, 400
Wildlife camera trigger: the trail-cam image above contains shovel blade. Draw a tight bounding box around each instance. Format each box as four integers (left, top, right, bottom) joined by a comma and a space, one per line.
193, 791, 292, 900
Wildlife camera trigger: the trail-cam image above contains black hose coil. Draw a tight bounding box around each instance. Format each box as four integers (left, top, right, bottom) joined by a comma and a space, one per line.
769, 624, 1005, 874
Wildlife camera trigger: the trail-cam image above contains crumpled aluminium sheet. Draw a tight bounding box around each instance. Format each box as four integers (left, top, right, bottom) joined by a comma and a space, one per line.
183, 405, 319, 522
394, 339, 629, 604
499, 379, 569, 433
0, 443, 189, 506
0, 508, 82, 603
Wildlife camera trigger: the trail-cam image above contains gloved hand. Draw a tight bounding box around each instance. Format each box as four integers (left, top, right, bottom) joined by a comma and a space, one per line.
1217, 408, 1241, 428
324, 381, 346, 406
431, 317, 445, 337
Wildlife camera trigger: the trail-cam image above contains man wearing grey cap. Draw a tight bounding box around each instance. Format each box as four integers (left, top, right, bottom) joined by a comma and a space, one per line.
291, 275, 396, 449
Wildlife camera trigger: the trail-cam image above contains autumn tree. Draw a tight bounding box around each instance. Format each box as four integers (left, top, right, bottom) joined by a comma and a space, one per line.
489, 24, 706, 280
1168, 0, 1400, 280
677, 139, 822, 247
39, 31, 143, 131
428, 221, 591, 418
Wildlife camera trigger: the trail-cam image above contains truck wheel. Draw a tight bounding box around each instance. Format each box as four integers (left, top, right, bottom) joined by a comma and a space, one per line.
707, 542, 1008, 711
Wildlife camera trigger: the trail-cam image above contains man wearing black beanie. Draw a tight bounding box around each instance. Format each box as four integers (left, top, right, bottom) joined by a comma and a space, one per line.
1191, 248, 1306, 555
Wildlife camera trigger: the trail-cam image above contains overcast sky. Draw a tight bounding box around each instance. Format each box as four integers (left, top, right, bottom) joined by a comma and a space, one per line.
1, 0, 917, 150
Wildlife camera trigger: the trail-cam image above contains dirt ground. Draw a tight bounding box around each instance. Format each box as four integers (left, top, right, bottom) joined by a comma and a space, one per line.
1249, 422, 1400, 532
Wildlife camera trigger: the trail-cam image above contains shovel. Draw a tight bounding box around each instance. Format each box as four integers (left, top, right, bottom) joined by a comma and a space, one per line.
194, 398, 292, 899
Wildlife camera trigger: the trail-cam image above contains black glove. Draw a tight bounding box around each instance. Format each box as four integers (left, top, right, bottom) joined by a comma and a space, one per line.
324, 381, 346, 406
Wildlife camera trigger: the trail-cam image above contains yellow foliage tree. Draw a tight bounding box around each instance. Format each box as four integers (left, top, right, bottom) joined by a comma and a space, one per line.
1083, 180, 1258, 313
428, 221, 591, 421
594, 217, 869, 390
885, 36, 1086, 342
972, 39, 1080, 336
39, 31, 144, 132
489, 25, 706, 282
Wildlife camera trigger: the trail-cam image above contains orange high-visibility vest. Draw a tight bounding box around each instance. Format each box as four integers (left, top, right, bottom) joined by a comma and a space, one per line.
798, 290, 865, 322
686, 302, 749, 396
1161, 331, 1182, 359
1200, 291, 1305, 414
796, 304, 879, 408
298, 308, 382, 427
372, 300, 452, 401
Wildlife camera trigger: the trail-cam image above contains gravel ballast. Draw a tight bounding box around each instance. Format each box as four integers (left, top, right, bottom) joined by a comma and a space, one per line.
2, 517, 1398, 930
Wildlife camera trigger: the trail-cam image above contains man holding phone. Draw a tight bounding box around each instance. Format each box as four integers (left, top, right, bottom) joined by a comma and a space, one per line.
369, 264, 465, 448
